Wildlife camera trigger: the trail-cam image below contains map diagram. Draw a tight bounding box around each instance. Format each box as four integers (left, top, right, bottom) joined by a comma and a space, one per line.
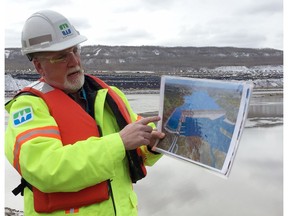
155, 76, 253, 176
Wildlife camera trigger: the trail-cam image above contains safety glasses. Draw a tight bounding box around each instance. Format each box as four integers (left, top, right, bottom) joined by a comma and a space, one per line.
36, 45, 81, 64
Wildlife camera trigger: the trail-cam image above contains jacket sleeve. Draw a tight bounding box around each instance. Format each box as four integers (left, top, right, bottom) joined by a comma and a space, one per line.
5, 95, 126, 193
110, 87, 163, 166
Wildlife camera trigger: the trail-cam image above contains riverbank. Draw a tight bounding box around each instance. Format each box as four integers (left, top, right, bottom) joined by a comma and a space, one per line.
5, 86, 283, 97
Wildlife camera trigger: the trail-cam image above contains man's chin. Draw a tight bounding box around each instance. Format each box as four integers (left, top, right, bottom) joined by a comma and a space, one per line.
64, 77, 85, 93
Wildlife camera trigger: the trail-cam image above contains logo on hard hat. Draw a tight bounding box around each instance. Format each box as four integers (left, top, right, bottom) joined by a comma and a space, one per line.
59, 23, 73, 37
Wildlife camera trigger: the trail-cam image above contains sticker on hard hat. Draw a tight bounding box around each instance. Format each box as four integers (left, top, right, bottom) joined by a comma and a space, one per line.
59, 23, 73, 37
12, 107, 34, 127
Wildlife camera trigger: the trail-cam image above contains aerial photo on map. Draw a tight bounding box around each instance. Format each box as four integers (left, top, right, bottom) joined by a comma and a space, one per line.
155, 76, 253, 175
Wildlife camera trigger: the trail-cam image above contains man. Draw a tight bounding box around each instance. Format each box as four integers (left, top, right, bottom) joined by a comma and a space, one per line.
5, 10, 165, 216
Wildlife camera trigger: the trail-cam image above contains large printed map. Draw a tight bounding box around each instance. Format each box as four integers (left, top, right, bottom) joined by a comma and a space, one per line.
155, 76, 253, 176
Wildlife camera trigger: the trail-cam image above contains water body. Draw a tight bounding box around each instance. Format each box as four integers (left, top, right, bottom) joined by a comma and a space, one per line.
248, 92, 283, 118
135, 125, 283, 216
4, 92, 283, 216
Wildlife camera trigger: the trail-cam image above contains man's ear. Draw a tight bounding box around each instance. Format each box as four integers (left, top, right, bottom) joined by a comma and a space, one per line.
32, 59, 44, 76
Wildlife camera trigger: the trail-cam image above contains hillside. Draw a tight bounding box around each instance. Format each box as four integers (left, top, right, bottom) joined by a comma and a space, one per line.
5, 45, 283, 72
5, 46, 283, 91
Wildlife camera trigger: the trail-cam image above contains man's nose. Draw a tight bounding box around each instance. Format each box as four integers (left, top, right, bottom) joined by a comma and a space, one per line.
67, 51, 79, 65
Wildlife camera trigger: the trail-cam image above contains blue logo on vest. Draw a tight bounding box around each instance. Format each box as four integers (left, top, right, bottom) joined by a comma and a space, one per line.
13, 107, 33, 127
59, 23, 72, 37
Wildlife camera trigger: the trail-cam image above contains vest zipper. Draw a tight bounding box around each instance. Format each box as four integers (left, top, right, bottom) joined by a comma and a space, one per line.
108, 180, 117, 215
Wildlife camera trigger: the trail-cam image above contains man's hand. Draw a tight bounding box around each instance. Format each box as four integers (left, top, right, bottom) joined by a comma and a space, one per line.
149, 129, 165, 149
119, 116, 165, 150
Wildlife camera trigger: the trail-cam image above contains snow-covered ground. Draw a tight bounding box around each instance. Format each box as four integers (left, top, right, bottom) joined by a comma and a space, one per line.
4, 69, 283, 95
5, 75, 31, 92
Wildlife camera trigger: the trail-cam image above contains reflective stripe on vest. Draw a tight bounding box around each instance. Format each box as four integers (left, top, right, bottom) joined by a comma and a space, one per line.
13, 126, 60, 175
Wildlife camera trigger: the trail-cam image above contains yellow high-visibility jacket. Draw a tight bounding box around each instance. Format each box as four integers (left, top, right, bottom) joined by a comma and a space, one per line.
5, 77, 162, 216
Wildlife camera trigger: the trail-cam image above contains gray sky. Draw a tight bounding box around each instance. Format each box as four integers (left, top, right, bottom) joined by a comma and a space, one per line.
4, 0, 283, 50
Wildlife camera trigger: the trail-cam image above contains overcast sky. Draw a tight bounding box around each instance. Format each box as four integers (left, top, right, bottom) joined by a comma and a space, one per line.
4, 0, 283, 50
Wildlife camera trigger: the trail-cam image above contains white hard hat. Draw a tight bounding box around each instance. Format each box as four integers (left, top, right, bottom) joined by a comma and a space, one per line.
21, 10, 87, 55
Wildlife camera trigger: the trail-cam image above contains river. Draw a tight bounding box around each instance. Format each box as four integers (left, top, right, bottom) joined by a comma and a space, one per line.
4, 91, 283, 216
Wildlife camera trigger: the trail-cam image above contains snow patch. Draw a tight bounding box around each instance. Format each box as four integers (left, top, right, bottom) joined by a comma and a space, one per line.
5, 75, 31, 92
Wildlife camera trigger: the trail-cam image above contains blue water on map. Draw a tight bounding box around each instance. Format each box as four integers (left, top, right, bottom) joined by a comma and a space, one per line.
183, 91, 222, 110
165, 91, 235, 153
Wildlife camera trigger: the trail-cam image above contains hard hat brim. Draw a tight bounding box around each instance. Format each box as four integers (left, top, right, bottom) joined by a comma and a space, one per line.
22, 35, 87, 55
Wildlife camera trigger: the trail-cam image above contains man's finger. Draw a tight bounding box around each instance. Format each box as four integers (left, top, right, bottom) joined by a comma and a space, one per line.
137, 116, 161, 125
151, 130, 166, 139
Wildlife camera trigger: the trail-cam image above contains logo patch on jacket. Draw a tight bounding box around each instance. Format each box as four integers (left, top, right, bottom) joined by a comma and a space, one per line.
12, 107, 33, 127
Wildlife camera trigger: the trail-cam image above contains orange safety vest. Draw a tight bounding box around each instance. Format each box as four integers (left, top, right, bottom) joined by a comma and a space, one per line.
16, 75, 147, 213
